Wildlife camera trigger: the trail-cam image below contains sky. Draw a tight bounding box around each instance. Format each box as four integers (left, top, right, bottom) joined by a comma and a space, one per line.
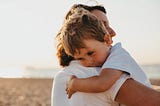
0, 0, 160, 68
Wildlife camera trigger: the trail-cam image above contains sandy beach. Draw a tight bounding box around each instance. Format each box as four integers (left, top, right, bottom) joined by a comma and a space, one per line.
0, 78, 159, 106
0, 78, 53, 106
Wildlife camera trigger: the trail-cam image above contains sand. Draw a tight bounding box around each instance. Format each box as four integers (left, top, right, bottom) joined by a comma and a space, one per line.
0, 78, 53, 106
0, 78, 159, 106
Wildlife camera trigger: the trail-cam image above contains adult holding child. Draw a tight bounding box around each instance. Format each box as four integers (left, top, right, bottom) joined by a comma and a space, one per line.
52, 4, 160, 106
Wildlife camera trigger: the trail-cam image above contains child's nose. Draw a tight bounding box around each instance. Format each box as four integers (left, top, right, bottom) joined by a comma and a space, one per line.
86, 57, 94, 66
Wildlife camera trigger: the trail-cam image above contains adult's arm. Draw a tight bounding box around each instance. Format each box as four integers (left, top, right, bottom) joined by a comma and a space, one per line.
51, 71, 70, 106
115, 79, 160, 106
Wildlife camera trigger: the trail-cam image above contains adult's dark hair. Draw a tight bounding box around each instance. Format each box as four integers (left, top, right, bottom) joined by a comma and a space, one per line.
56, 4, 106, 67
65, 4, 106, 20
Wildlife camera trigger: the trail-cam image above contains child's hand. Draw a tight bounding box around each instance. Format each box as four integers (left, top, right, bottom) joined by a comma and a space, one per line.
66, 75, 77, 99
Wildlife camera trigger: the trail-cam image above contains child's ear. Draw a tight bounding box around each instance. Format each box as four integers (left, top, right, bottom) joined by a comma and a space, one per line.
104, 34, 112, 45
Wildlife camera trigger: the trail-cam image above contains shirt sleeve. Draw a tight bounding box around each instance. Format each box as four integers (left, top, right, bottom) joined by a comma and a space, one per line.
102, 43, 151, 87
109, 74, 131, 101
51, 71, 70, 106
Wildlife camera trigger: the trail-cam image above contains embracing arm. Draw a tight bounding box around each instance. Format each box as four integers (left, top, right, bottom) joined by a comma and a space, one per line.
115, 78, 160, 106
67, 68, 123, 93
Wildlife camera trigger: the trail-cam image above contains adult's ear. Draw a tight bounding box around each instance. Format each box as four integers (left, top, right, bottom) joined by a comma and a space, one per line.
104, 34, 112, 45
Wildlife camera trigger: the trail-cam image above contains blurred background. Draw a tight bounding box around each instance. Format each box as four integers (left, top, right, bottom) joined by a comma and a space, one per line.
0, 0, 160, 78
0, 0, 160, 105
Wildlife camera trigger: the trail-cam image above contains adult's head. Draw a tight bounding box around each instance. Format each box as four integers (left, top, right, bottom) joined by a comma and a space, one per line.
56, 3, 115, 67
65, 4, 116, 38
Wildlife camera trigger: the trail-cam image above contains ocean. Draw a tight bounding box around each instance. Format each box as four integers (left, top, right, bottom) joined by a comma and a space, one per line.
141, 65, 160, 79
0, 65, 160, 79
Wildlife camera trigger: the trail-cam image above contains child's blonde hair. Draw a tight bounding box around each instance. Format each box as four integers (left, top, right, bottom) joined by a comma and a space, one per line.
59, 7, 108, 56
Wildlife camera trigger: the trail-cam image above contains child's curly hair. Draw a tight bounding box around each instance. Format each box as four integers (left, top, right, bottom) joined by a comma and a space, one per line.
56, 4, 107, 67
59, 7, 108, 56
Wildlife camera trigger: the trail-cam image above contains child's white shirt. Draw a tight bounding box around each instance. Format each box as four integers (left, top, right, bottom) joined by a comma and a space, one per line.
102, 42, 151, 87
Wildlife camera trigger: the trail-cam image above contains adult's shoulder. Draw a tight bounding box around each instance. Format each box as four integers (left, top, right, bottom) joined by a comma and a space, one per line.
54, 70, 66, 78
54, 69, 70, 81
54, 61, 79, 79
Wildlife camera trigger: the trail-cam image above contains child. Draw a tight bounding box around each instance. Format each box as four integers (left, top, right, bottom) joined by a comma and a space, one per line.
56, 4, 116, 67
59, 6, 151, 99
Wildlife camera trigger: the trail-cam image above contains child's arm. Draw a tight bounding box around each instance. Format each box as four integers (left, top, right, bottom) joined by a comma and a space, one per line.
66, 68, 123, 98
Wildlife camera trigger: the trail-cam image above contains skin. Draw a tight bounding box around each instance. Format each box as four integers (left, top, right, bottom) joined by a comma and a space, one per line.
91, 10, 116, 38
116, 79, 160, 106
74, 38, 111, 67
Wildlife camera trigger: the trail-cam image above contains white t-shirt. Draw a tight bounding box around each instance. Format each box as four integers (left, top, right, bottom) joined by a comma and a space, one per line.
102, 42, 151, 87
52, 61, 128, 106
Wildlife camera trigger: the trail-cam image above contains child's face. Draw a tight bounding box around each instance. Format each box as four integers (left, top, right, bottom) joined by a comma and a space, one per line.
74, 38, 111, 67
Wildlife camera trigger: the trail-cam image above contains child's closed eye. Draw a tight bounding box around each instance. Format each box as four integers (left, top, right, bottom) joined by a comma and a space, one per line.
87, 51, 94, 56
77, 57, 84, 61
